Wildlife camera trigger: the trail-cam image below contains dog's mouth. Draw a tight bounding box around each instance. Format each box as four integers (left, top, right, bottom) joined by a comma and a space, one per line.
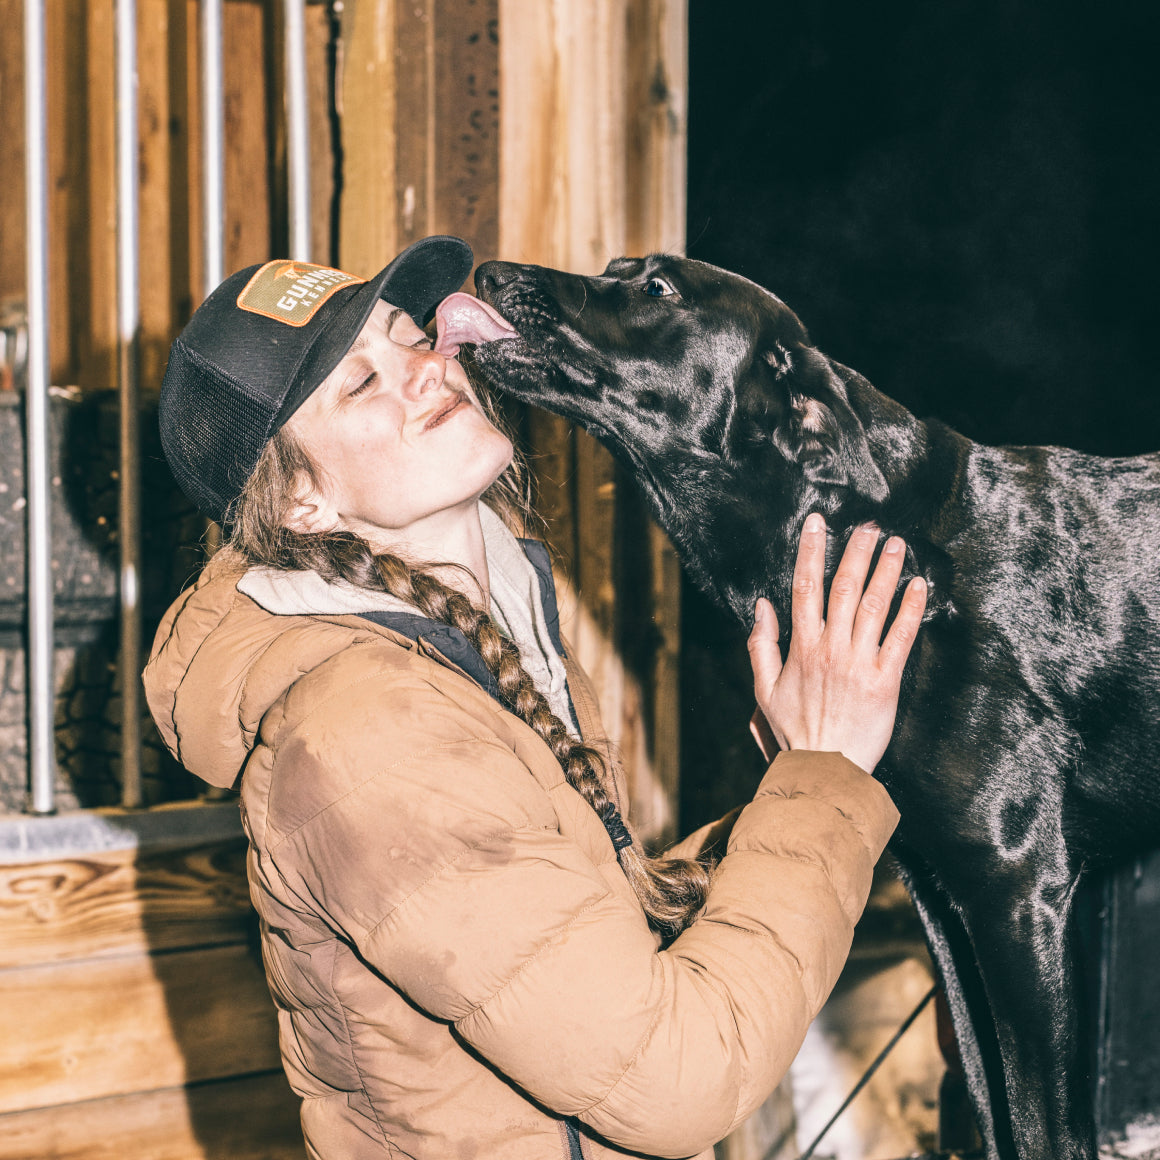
433, 293, 519, 359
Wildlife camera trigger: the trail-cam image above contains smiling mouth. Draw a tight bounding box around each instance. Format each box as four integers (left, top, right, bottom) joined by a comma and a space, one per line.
423, 393, 468, 430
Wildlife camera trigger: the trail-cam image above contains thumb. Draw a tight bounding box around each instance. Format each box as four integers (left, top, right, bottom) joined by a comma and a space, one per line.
747, 597, 782, 697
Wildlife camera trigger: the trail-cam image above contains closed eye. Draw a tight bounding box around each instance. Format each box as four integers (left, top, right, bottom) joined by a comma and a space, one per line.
644, 277, 676, 298
348, 371, 377, 398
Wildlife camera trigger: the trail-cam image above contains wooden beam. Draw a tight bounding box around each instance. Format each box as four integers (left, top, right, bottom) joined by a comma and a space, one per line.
0, 1070, 304, 1160
0, 0, 24, 310
0, 941, 279, 1113
338, 0, 398, 274
498, 0, 687, 846
0, 840, 252, 970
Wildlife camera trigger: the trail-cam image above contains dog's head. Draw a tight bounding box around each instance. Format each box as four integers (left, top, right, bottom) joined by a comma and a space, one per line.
447, 255, 888, 518
436, 254, 933, 619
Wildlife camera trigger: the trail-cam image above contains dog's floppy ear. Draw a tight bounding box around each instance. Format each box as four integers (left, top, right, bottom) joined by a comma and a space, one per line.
771, 348, 889, 504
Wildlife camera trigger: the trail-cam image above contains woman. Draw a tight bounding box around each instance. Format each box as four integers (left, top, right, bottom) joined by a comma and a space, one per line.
145, 235, 927, 1160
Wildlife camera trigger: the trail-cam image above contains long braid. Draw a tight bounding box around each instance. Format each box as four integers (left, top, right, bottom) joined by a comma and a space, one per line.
230, 428, 711, 942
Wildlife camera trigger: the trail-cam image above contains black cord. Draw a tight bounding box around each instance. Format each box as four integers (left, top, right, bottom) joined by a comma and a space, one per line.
794, 983, 939, 1160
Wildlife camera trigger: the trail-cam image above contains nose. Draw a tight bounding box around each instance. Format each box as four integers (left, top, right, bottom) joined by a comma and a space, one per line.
400, 347, 447, 400
474, 261, 523, 299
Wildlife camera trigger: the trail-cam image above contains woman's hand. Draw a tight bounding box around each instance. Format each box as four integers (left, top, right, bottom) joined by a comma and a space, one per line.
747, 513, 928, 774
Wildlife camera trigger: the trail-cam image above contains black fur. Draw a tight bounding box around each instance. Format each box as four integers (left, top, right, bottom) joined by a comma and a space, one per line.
467, 254, 1160, 1160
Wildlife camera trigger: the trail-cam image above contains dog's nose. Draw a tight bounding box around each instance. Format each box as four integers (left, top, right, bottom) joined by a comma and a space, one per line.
475, 261, 521, 298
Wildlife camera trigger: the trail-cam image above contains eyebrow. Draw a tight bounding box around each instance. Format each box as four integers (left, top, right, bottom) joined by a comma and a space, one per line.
345, 307, 407, 359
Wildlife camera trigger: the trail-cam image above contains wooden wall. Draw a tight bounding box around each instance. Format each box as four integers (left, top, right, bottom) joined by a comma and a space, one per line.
0, 0, 335, 392
497, 0, 688, 844
0, 0, 687, 843
0, 826, 303, 1159
0, 2, 689, 1155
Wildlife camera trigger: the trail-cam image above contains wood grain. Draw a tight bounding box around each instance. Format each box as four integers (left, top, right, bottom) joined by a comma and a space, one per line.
432, 0, 500, 260
338, 0, 398, 275
0, 0, 24, 309
0, 840, 253, 969
498, 0, 687, 845
0, 940, 279, 1113
0, 1070, 304, 1160
222, 0, 272, 274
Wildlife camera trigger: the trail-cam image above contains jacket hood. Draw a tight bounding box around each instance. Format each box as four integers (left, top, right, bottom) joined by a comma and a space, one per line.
143, 508, 575, 790
144, 548, 389, 788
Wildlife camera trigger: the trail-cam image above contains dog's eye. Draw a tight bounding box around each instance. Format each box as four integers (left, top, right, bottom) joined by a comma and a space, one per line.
643, 277, 675, 298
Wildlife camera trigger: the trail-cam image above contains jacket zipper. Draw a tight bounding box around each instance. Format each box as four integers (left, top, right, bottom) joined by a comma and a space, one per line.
564, 1117, 585, 1160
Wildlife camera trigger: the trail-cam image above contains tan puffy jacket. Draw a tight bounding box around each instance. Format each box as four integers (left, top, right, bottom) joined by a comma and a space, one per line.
144, 548, 899, 1160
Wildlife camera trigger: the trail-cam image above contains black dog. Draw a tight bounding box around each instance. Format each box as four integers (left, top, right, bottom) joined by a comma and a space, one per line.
443, 254, 1160, 1160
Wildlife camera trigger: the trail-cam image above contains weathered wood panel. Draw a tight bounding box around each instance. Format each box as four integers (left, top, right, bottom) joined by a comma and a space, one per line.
0, 840, 252, 969
0, 940, 279, 1113
431, 0, 500, 259
498, 0, 687, 845
338, 0, 398, 275
0, 1069, 304, 1160
0, 0, 25, 312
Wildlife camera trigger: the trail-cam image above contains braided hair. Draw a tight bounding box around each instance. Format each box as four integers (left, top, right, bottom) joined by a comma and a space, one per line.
229, 426, 710, 942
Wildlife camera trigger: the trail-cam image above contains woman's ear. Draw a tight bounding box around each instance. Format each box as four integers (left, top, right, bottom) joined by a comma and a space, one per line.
283, 471, 338, 535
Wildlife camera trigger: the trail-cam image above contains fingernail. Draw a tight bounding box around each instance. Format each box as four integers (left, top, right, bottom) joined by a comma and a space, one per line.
805, 513, 825, 533
883, 537, 904, 554
754, 599, 765, 623
859, 523, 879, 540
913, 576, 927, 592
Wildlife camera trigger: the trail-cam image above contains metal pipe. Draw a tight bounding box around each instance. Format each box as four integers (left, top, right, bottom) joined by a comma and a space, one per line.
116, 0, 143, 809
200, 0, 225, 296
24, 0, 55, 816
284, 0, 311, 261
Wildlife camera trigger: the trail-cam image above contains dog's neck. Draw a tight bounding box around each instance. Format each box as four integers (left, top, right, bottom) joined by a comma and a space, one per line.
659, 374, 971, 630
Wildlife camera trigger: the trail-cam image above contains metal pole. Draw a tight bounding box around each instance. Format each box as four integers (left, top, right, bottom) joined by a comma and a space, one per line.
284, 0, 311, 261
24, 0, 55, 816
200, 0, 225, 296
116, 0, 144, 809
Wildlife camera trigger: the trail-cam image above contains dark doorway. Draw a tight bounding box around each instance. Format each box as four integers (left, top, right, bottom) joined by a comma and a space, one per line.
680, 0, 1160, 827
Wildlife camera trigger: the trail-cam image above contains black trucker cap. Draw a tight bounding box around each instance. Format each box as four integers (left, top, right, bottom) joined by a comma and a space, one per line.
159, 235, 474, 526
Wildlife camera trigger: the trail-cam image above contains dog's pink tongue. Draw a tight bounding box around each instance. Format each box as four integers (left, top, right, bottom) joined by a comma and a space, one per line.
434, 292, 518, 358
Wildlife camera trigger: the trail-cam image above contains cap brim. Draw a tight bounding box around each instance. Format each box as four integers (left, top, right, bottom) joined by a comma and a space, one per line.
274, 235, 474, 428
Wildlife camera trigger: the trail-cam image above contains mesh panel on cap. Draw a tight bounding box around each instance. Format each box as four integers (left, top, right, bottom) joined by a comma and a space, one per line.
159, 339, 277, 525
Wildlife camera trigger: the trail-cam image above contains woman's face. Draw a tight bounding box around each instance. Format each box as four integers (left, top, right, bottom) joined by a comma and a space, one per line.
284, 300, 514, 550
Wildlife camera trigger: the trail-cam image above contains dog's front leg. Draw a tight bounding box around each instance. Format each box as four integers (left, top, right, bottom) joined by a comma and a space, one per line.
949, 844, 1094, 1160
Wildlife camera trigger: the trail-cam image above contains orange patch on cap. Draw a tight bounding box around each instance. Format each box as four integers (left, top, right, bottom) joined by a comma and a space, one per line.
237, 260, 365, 326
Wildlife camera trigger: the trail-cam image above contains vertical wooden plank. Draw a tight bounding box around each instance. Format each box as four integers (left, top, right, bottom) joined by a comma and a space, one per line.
393, 0, 433, 250
307, 1, 337, 264
498, 0, 686, 845
338, 0, 398, 275
178, 0, 203, 308
0, 0, 26, 307
49, 0, 89, 386
432, 0, 499, 260
623, 0, 687, 842
625, 0, 687, 257
82, 0, 119, 389
138, 0, 174, 388
223, 0, 273, 272
166, 0, 196, 325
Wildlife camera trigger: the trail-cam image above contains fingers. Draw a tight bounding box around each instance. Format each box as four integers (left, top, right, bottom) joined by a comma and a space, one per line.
790, 513, 828, 644
850, 534, 907, 651
746, 597, 782, 696
826, 523, 881, 635
878, 575, 928, 676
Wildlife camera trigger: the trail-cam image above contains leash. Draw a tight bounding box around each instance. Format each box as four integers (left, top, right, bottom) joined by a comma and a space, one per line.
794, 983, 939, 1160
